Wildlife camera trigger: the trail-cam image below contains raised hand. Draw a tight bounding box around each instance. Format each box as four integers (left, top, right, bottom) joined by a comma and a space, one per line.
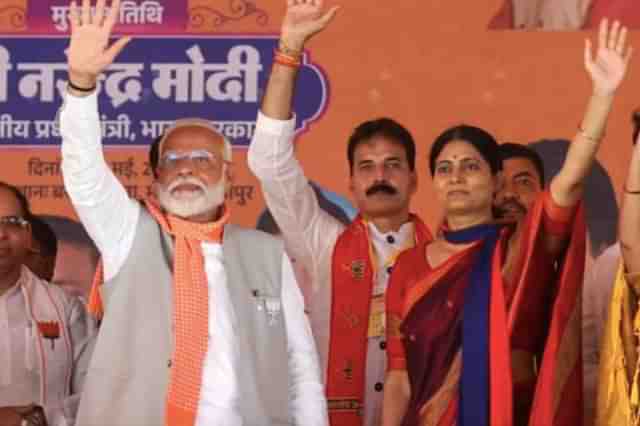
585, 19, 633, 97
281, 0, 339, 52
67, 0, 131, 89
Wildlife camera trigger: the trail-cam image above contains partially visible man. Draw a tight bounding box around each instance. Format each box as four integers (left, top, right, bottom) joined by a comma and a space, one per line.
60, 1, 327, 425
494, 142, 545, 221
23, 214, 100, 299
40, 215, 99, 299
494, 142, 552, 422
24, 216, 58, 282
0, 182, 93, 426
495, 136, 622, 425
248, 1, 431, 425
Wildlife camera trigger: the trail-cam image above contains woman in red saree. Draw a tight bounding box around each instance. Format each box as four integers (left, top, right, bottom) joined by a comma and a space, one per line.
382, 20, 632, 426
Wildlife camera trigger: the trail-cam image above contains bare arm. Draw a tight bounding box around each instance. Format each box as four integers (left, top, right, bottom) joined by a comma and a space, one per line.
620, 138, 640, 273
260, 0, 338, 120
550, 20, 632, 207
382, 370, 411, 426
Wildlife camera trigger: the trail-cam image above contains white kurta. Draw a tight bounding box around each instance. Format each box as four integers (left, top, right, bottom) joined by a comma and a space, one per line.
248, 112, 415, 426
59, 92, 328, 425
0, 266, 93, 426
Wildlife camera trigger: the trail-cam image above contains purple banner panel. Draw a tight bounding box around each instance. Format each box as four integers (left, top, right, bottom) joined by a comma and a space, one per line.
27, 0, 188, 35
0, 36, 330, 148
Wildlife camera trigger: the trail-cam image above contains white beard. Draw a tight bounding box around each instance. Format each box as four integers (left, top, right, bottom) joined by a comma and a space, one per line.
156, 176, 226, 219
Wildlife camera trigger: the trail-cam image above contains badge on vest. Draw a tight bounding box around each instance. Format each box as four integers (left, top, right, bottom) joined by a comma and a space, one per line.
252, 290, 282, 325
36, 321, 60, 349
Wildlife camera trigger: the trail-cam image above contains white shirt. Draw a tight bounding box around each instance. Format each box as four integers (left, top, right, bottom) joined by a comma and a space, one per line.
248, 112, 415, 426
0, 267, 92, 426
59, 92, 327, 426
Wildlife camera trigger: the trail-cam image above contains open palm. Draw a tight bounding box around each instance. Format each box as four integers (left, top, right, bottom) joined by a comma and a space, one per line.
585, 19, 632, 96
281, 0, 339, 50
67, 0, 131, 87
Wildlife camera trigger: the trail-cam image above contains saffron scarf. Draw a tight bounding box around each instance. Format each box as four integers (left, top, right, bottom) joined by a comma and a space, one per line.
87, 199, 229, 425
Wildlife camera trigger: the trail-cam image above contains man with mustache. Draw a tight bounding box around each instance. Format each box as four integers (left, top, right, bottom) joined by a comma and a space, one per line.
494, 142, 546, 221
247, 1, 431, 425
57, 1, 327, 425
0, 182, 94, 426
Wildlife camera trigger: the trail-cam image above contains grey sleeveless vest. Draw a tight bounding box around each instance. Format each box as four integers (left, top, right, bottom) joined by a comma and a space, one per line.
76, 207, 291, 425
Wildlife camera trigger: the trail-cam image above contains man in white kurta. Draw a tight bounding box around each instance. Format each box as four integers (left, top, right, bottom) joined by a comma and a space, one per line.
249, 113, 419, 426
0, 182, 93, 426
58, 1, 327, 424
247, 2, 429, 425
61, 93, 327, 425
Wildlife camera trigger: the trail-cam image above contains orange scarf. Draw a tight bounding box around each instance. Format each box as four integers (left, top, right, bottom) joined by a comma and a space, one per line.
88, 199, 229, 425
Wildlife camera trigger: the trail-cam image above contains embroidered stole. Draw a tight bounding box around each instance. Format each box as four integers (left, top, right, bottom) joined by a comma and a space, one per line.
326, 215, 431, 425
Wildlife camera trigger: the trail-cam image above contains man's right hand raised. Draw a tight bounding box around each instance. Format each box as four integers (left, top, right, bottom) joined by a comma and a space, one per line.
258, 0, 339, 119
66, 0, 131, 96
281, 0, 339, 53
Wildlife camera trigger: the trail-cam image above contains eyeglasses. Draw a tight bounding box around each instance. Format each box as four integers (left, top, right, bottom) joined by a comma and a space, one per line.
159, 149, 225, 170
0, 215, 29, 232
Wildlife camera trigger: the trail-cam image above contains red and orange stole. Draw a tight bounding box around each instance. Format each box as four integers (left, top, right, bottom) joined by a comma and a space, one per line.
87, 199, 230, 426
386, 190, 585, 426
326, 214, 432, 426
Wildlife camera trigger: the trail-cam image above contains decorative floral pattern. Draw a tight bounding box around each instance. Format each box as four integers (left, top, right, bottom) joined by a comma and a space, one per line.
189, 0, 268, 30
0, 6, 27, 31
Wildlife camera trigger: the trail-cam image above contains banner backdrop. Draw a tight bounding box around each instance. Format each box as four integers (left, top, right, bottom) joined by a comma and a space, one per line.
0, 0, 639, 261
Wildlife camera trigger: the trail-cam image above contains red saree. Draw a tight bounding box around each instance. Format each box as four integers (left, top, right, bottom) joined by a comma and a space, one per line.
386, 189, 585, 425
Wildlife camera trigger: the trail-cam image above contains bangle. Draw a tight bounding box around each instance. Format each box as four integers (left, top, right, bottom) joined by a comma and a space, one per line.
278, 39, 303, 59
625, 186, 640, 195
67, 79, 96, 92
578, 125, 604, 142
274, 49, 301, 63
274, 51, 301, 68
